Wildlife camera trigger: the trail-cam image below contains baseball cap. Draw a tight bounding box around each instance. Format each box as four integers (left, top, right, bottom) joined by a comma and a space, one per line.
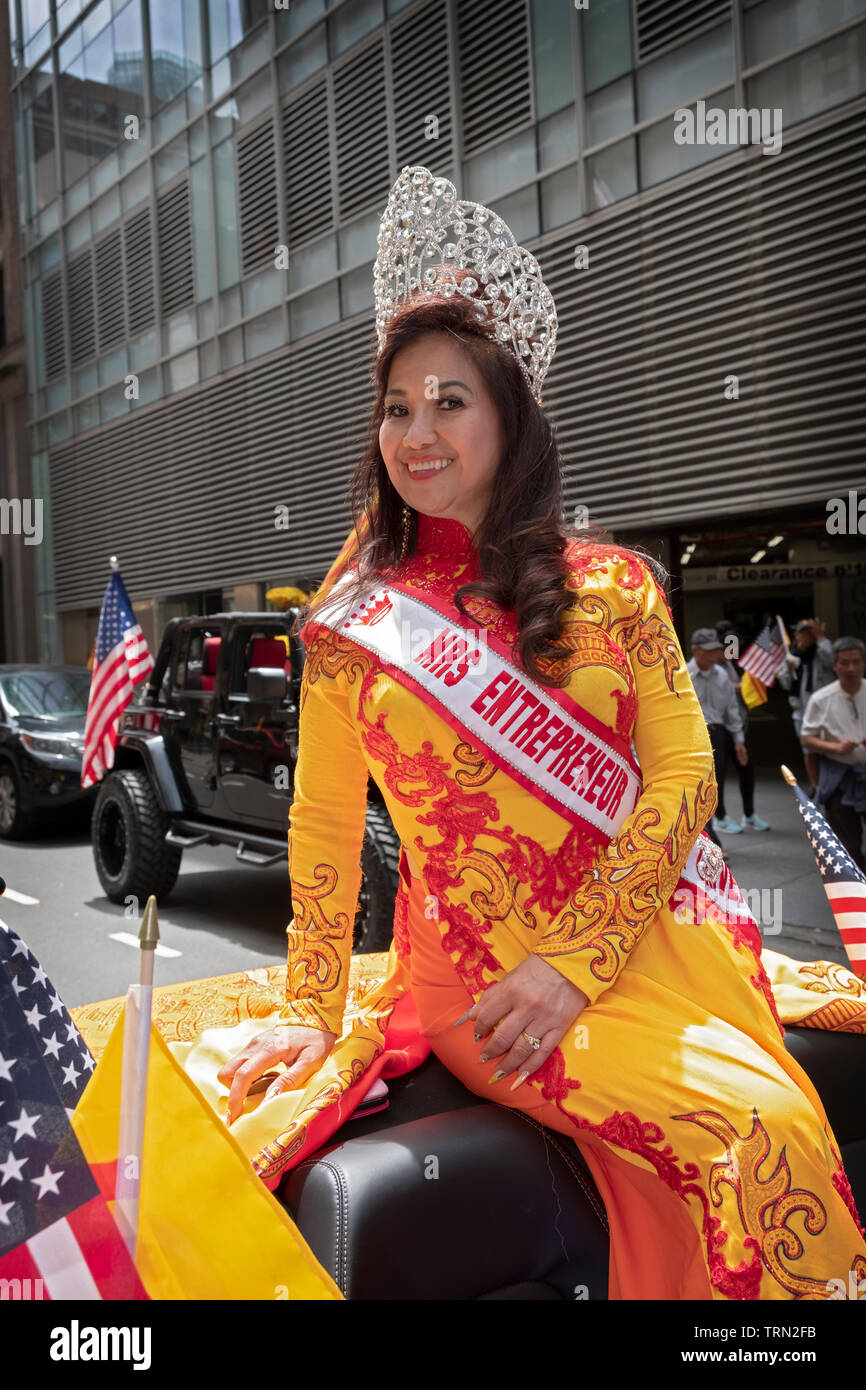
691, 628, 723, 651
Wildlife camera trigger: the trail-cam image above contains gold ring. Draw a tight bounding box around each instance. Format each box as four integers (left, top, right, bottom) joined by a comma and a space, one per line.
522, 1031, 542, 1050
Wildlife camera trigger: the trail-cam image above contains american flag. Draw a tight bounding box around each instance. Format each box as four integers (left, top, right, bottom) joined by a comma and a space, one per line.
81, 570, 153, 788
0, 920, 147, 1298
790, 781, 866, 976
739, 616, 788, 685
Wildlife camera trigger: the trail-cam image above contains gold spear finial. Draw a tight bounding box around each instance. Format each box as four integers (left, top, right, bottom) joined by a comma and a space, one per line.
139, 895, 160, 950
780, 765, 797, 786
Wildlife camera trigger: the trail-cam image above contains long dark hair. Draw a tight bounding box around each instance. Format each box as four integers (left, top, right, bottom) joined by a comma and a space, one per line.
305, 276, 637, 687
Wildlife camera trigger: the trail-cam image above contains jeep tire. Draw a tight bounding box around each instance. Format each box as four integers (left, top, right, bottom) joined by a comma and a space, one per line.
92, 768, 182, 905
354, 802, 400, 954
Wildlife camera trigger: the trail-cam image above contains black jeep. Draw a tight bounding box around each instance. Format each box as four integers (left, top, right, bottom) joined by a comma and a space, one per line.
90, 610, 399, 953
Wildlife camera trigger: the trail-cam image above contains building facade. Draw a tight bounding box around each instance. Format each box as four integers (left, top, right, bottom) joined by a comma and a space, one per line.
4, 0, 866, 669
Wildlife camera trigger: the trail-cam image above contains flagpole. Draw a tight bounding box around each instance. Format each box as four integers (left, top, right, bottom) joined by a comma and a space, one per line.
780, 764, 796, 786
114, 895, 159, 1259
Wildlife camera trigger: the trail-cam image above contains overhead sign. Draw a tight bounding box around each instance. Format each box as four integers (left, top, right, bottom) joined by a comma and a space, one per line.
683, 560, 866, 589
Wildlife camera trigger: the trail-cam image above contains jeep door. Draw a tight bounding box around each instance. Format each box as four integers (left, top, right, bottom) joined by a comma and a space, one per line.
163, 622, 223, 812
215, 621, 296, 827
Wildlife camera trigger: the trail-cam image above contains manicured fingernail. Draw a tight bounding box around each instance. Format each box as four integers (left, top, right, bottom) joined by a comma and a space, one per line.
452, 1007, 475, 1028
509, 1071, 529, 1093
488, 1069, 506, 1085
474, 1032, 484, 1043
478, 1053, 488, 1064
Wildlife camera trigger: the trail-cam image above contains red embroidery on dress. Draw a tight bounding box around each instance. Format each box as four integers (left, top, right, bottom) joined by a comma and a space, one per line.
393, 877, 411, 960
830, 1153, 866, 1239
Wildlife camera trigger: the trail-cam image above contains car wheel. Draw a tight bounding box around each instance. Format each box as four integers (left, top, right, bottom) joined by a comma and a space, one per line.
353, 802, 400, 954
0, 762, 33, 839
92, 768, 183, 905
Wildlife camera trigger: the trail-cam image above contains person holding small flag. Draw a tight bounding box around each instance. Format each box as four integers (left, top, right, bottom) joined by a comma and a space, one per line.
801, 637, 866, 870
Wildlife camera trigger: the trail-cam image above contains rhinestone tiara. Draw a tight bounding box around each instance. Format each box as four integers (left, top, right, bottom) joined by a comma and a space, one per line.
373, 166, 558, 402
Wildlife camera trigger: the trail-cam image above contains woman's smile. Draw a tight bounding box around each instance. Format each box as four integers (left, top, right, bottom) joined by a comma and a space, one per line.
404, 456, 453, 478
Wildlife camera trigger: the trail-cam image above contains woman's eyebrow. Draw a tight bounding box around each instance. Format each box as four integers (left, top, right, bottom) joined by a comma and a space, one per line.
384, 379, 474, 396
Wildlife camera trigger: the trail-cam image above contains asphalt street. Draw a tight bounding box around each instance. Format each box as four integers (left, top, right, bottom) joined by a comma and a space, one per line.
0, 772, 852, 1010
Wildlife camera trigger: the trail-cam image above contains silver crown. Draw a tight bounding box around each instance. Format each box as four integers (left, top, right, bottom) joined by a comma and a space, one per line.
373, 166, 558, 402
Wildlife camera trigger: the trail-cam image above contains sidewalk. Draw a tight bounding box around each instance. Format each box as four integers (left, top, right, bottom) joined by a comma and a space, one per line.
714, 771, 851, 966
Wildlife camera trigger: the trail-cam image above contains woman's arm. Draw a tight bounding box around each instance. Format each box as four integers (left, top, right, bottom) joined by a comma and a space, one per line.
530, 558, 716, 1004
278, 624, 371, 1036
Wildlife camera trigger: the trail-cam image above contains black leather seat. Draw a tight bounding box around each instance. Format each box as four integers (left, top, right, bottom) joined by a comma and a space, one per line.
280, 1026, 866, 1299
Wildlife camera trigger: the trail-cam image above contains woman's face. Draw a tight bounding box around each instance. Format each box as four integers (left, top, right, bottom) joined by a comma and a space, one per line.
379, 332, 505, 537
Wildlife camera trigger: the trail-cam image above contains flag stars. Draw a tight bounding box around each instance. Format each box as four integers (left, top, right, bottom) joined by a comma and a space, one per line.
47, 991, 64, 1016
31, 1164, 63, 1198
31, 963, 48, 988
42, 1032, 63, 1060
61, 1060, 80, 1088
23, 1002, 45, 1030
0, 1198, 14, 1226
0, 1151, 28, 1185
8, 1108, 40, 1142
0, 1052, 16, 1083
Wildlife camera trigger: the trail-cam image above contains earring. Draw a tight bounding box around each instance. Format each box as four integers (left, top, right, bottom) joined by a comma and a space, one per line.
399, 503, 412, 562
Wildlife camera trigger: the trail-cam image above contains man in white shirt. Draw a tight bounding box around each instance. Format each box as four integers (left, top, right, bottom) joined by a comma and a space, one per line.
801, 637, 866, 870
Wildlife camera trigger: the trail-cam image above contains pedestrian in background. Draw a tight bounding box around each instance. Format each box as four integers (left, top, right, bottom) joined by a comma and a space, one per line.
801, 636, 866, 869
778, 618, 835, 792
714, 620, 770, 831
686, 629, 749, 840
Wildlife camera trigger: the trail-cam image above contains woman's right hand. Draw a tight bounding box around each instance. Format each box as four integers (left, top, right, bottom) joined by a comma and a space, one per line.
217, 1024, 338, 1125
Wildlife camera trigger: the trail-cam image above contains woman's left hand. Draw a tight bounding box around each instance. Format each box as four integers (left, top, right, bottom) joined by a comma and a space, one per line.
456, 954, 589, 1089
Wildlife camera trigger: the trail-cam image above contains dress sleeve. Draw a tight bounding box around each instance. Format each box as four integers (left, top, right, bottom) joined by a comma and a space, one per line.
531, 559, 717, 1005
278, 625, 369, 1036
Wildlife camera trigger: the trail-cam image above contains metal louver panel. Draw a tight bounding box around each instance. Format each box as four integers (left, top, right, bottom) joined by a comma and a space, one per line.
42, 270, 65, 380
391, 0, 453, 174
237, 117, 279, 277
95, 229, 125, 353
458, 0, 532, 155
282, 81, 333, 246
67, 249, 95, 365
157, 181, 194, 317
48, 107, 865, 611
332, 40, 391, 221
635, 0, 731, 63
540, 110, 866, 532
49, 317, 376, 608
124, 206, 154, 335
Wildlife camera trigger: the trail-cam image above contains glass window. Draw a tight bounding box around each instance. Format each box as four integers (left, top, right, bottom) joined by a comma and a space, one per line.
538, 104, 577, 169
532, 0, 574, 120
587, 136, 637, 209
22, 66, 58, 213
338, 211, 378, 267
235, 66, 272, 124
586, 75, 634, 147
98, 345, 128, 385
277, 22, 327, 92
164, 308, 197, 355
150, 0, 203, 111
92, 186, 121, 230
464, 128, 536, 204
242, 267, 282, 316
639, 86, 736, 188
288, 233, 337, 292
340, 263, 374, 316
220, 325, 244, 367
244, 306, 284, 359
493, 183, 539, 244
289, 281, 339, 338
276, 0, 325, 42
747, 26, 866, 126
213, 138, 241, 290
208, 0, 270, 62
121, 161, 149, 211
168, 349, 199, 392
582, 0, 631, 96
190, 158, 213, 303
540, 164, 580, 231
637, 24, 732, 122
155, 131, 190, 187
744, 0, 866, 68
330, 0, 382, 57
101, 385, 131, 422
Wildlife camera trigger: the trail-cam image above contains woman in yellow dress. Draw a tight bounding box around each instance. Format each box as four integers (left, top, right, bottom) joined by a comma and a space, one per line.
213, 167, 866, 1300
